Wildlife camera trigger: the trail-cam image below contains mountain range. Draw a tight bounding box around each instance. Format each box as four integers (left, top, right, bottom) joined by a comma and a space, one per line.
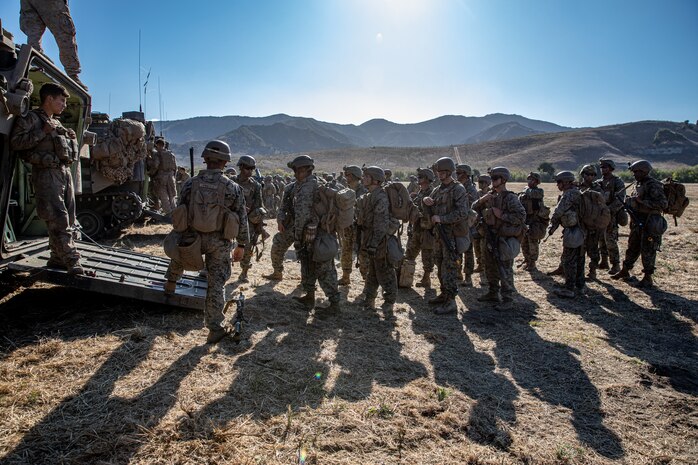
158, 113, 698, 172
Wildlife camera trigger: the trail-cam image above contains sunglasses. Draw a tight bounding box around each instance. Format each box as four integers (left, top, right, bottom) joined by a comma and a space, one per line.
240, 165, 255, 170
491, 175, 502, 181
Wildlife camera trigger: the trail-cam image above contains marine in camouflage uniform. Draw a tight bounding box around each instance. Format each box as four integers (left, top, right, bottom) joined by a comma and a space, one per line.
148, 139, 177, 214
164, 140, 249, 343
175, 166, 190, 198
232, 156, 264, 282
10, 83, 83, 274
579, 165, 603, 279
472, 167, 527, 308
262, 175, 278, 217
404, 169, 436, 288
548, 171, 585, 298
407, 175, 419, 195
456, 164, 480, 287
358, 167, 398, 309
597, 158, 626, 275
612, 160, 668, 288
338, 165, 368, 285
474, 174, 492, 273
263, 181, 295, 281
20, 0, 85, 88
289, 156, 341, 315
518, 172, 546, 271
423, 157, 470, 315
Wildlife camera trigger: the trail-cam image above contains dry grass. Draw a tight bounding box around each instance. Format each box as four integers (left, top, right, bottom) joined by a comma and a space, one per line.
0, 183, 697, 464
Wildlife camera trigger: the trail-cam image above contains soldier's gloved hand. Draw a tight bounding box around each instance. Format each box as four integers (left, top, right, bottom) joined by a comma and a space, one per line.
366, 246, 376, 257
304, 225, 317, 244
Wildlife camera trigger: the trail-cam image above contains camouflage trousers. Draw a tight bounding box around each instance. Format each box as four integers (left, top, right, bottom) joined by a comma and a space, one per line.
520, 231, 540, 264
153, 173, 176, 214
363, 255, 397, 302
404, 228, 434, 274
483, 238, 515, 298
585, 229, 600, 269
434, 235, 460, 299
462, 243, 474, 277
623, 223, 662, 275
20, 0, 81, 75
339, 226, 356, 273
474, 237, 485, 269
240, 220, 259, 272
562, 245, 585, 290
270, 225, 294, 273
299, 248, 340, 303
598, 222, 621, 265
165, 232, 232, 331
33, 165, 80, 267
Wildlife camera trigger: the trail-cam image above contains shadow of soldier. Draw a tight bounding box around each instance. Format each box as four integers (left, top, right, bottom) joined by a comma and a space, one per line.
463, 295, 625, 459
409, 302, 519, 451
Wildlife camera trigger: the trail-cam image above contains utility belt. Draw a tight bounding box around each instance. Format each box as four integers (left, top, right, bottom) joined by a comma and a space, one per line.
28, 151, 73, 169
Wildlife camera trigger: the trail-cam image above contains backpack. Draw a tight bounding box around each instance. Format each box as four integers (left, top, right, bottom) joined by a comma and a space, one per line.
385, 182, 416, 222
317, 186, 356, 234
189, 178, 227, 233
579, 188, 611, 231
662, 177, 689, 225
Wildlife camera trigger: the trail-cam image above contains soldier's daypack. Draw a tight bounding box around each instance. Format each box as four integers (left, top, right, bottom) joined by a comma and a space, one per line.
579, 189, 611, 231
662, 178, 689, 225
385, 182, 417, 222
317, 186, 356, 234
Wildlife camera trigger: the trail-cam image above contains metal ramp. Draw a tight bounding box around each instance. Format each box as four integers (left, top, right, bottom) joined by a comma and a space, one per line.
5, 239, 207, 310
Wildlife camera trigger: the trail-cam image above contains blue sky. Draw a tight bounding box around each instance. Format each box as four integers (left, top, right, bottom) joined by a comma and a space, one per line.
1, 0, 696, 127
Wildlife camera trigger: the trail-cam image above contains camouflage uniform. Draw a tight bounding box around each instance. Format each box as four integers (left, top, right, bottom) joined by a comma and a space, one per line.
262, 178, 277, 216
404, 186, 435, 278
359, 186, 398, 305
598, 174, 626, 269
340, 182, 368, 280
292, 176, 340, 304
518, 185, 545, 266
175, 168, 190, 198
472, 190, 526, 301
233, 175, 263, 275
165, 169, 249, 331
20, 0, 81, 77
430, 182, 469, 301
474, 177, 492, 272
269, 182, 295, 276
580, 181, 603, 275
550, 187, 585, 292
461, 180, 480, 283
10, 108, 81, 269
622, 177, 668, 276
148, 146, 177, 213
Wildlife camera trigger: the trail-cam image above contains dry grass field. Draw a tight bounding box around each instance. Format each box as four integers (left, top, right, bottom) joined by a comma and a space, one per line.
1, 183, 696, 464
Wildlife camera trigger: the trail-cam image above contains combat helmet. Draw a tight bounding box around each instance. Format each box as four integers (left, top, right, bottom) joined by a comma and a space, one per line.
478, 174, 491, 185
555, 171, 576, 182
202, 140, 231, 161
527, 171, 542, 182
237, 155, 256, 168
435, 157, 456, 172
417, 167, 435, 182
456, 164, 473, 176
490, 166, 511, 182
628, 160, 652, 173
363, 166, 385, 183
580, 164, 597, 176
287, 155, 314, 170
598, 157, 616, 170
264, 175, 272, 181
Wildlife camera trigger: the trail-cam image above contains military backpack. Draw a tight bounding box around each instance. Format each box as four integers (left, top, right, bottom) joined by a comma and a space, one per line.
579, 189, 611, 231
662, 177, 689, 225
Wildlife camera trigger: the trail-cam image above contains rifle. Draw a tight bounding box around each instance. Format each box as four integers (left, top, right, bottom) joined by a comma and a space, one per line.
542, 224, 558, 242
483, 220, 508, 279
223, 292, 247, 344
435, 222, 459, 263
354, 224, 362, 269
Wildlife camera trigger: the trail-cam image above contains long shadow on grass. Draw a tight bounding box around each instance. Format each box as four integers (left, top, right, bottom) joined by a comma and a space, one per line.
463, 292, 625, 459
410, 301, 519, 450
0, 288, 207, 464
581, 281, 698, 396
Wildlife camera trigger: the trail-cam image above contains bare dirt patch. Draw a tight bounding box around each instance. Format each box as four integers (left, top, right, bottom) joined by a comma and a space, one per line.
1, 183, 696, 464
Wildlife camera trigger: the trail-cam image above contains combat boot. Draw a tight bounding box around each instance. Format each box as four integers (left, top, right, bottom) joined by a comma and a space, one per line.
361, 298, 376, 310
263, 270, 283, 281
554, 288, 576, 299
586, 266, 597, 280
67, 262, 84, 275
316, 300, 340, 319
415, 274, 431, 288
546, 265, 564, 276
293, 291, 315, 307
526, 261, 538, 272
164, 280, 177, 295
477, 290, 501, 303
473, 263, 484, 273
338, 270, 351, 286
635, 274, 654, 289
460, 274, 473, 287
598, 256, 609, 270
69, 74, 88, 90
611, 267, 631, 280
238, 269, 249, 283
206, 326, 230, 344
434, 299, 457, 315
499, 295, 514, 310
608, 263, 621, 275
428, 294, 448, 305
46, 257, 66, 270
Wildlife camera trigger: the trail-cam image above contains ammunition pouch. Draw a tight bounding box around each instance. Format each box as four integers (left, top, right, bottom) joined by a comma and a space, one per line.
53, 134, 78, 164
560, 210, 578, 228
